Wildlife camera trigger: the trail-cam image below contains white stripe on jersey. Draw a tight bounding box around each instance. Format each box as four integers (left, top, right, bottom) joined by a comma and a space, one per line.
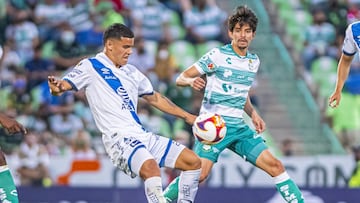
195, 44, 260, 119
63, 53, 154, 136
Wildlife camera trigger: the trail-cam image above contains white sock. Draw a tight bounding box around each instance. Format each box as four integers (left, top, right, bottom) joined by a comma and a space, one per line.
178, 168, 201, 203
144, 176, 166, 203
273, 171, 290, 184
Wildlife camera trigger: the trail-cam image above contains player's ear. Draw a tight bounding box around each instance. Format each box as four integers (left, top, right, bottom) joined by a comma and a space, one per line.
228, 30, 233, 40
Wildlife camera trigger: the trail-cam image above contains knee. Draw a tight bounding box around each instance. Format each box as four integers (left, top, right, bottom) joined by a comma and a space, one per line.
139, 159, 161, 180
270, 159, 285, 177
187, 152, 201, 170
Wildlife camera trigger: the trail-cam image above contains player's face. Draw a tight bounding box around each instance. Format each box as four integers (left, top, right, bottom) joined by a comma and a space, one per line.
106, 37, 134, 67
228, 23, 255, 54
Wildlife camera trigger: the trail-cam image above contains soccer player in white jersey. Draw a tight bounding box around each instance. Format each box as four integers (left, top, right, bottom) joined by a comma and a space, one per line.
329, 21, 360, 108
163, 5, 304, 203
48, 23, 201, 203
0, 113, 27, 203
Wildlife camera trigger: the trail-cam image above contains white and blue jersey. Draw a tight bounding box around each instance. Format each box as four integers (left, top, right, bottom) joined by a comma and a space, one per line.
62, 52, 185, 177
194, 44, 260, 126
63, 52, 154, 136
343, 21, 360, 57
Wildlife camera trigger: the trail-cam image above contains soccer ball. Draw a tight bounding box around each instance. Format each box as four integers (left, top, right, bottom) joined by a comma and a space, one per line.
192, 113, 227, 145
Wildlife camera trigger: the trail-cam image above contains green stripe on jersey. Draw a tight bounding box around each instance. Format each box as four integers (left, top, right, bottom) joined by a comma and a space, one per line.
208, 91, 246, 109
215, 66, 256, 85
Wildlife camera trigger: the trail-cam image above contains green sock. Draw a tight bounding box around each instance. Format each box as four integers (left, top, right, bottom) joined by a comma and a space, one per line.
276, 179, 304, 203
163, 177, 179, 203
0, 167, 19, 203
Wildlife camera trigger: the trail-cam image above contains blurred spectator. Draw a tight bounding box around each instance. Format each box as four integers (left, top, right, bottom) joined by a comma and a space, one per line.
95, 1, 125, 30
183, 0, 227, 44
24, 44, 55, 91
70, 130, 97, 160
153, 39, 178, 84
131, 0, 172, 42
73, 90, 99, 136
302, 9, 337, 71
66, 0, 103, 51
325, 0, 348, 35
16, 130, 52, 186
349, 145, 360, 187
128, 36, 155, 74
0, 45, 22, 87
281, 138, 294, 157
52, 24, 87, 70
5, 11, 40, 64
49, 107, 84, 145
33, 0, 68, 42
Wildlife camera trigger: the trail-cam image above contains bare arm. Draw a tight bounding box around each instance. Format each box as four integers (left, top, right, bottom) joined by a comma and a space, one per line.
0, 113, 27, 134
142, 92, 196, 125
329, 53, 354, 108
48, 76, 73, 96
244, 96, 266, 133
176, 65, 206, 91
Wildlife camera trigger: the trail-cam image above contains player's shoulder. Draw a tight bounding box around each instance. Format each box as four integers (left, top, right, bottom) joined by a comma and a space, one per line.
247, 51, 259, 60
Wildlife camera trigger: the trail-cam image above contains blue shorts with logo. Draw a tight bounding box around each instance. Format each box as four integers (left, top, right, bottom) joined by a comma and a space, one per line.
194, 123, 267, 165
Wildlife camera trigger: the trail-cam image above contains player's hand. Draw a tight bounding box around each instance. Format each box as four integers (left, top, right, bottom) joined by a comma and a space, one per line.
185, 114, 197, 125
328, 91, 341, 108
0, 116, 27, 135
191, 77, 206, 91
251, 112, 266, 134
48, 76, 65, 95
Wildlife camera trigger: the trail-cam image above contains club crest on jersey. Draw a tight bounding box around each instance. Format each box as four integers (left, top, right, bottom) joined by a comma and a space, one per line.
248, 59, 255, 70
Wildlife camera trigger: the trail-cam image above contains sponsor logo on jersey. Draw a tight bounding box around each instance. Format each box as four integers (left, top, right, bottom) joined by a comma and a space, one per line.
101, 68, 110, 74
202, 145, 211, 151
223, 69, 232, 77
226, 57, 232, 64
104, 75, 117, 80
207, 63, 214, 69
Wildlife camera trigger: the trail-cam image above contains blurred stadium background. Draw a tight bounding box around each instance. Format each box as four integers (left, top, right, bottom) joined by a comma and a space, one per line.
1, 0, 360, 202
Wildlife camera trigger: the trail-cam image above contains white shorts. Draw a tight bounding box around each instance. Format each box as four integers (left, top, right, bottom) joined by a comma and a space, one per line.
102, 131, 185, 178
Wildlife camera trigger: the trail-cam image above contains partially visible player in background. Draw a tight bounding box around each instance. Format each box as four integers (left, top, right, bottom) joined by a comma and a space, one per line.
0, 45, 27, 203
0, 112, 27, 203
329, 21, 360, 108
48, 23, 201, 203
163, 5, 304, 203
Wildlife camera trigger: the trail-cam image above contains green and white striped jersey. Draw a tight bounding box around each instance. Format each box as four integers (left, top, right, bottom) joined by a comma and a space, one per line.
194, 44, 260, 126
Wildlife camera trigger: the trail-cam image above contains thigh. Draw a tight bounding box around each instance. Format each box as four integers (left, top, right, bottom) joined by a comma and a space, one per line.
102, 132, 152, 178
228, 126, 267, 165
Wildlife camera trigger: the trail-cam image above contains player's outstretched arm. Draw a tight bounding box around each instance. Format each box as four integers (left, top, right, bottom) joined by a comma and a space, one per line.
142, 92, 197, 125
48, 76, 73, 96
176, 65, 205, 91
0, 113, 27, 134
329, 53, 354, 108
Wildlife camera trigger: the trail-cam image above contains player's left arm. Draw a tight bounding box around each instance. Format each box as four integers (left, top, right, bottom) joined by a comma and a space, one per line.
142, 91, 196, 125
244, 96, 266, 133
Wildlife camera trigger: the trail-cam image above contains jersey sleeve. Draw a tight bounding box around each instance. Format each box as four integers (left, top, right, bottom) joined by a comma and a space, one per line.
343, 24, 358, 56
194, 48, 218, 75
136, 69, 154, 97
62, 59, 92, 91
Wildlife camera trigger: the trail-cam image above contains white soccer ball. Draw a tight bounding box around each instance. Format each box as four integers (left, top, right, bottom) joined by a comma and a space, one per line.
192, 112, 227, 145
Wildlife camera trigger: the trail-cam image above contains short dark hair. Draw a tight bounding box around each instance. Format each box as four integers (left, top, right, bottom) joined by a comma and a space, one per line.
228, 5, 258, 32
103, 23, 134, 45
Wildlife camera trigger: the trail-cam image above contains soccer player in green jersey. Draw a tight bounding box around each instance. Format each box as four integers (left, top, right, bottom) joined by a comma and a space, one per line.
0, 113, 27, 203
163, 5, 304, 203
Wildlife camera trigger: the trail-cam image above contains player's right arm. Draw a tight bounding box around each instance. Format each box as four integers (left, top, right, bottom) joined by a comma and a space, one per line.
0, 113, 27, 134
328, 53, 354, 108
176, 65, 206, 91
48, 76, 73, 96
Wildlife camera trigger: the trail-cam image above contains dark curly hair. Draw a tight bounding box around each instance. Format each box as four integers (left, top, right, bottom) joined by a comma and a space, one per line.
228, 5, 258, 32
